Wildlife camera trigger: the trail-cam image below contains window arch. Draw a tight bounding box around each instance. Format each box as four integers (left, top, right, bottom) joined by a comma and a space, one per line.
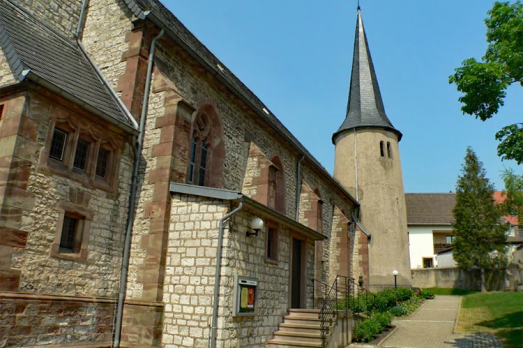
186, 102, 225, 188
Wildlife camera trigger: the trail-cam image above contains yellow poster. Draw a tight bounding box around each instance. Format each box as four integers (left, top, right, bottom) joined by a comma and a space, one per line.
240, 287, 248, 309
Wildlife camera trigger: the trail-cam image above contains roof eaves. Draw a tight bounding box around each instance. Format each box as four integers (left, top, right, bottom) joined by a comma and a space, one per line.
123, 0, 146, 19
25, 71, 139, 135
139, 10, 359, 207
76, 40, 139, 131
169, 182, 326, 240
0, 20, 26, 81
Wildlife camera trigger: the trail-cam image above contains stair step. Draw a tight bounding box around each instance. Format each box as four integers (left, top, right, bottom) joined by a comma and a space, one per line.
288, 309, 321, 318
273, 331, 322, 340
279, 324, 322, 335
267, 339, 323, 348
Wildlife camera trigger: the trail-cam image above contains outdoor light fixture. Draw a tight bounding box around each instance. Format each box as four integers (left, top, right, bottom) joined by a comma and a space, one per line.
392, 270, 398, 289
246, 217, 264, 237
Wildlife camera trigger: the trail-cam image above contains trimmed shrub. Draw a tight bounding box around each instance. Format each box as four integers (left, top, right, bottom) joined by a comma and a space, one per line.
389, 304, 409, 317
352, 312, 392, 342
420, 289, 435, 299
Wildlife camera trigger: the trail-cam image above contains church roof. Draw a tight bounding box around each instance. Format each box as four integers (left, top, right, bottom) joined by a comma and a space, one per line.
0, 0, 138, 132
333, 7, 402, 143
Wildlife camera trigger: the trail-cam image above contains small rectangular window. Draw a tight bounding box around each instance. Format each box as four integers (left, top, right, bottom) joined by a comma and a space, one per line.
96, 148, 110, 178
266, 226, 278, 262
198, 142, 208, 186
60, 216, 81, 253
49, 129, 68, 161
73, 139, 89, 170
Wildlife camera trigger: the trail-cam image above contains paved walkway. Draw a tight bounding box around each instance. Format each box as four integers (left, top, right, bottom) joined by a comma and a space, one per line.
379, 295, 503, 348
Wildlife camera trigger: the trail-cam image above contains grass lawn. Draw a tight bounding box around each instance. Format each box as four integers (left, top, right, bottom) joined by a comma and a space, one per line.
457, 292, 523, 348
424, 287, 479, 296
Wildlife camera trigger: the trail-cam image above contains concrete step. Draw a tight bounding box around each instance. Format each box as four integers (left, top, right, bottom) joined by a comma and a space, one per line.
273, 330, 322, 342
288, 309, 321, 318
279, 323, 322, 335
267, 338, 323, 348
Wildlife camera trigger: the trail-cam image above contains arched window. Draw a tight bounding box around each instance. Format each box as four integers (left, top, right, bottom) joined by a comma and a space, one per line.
387, 142, 392, 158
186, 102, 225, 188
314, 188, 323, 234
188, 113, 210, 186
380, 141, 385, 157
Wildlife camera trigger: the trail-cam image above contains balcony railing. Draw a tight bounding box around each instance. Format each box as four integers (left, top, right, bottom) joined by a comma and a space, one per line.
434, 243, 452, 253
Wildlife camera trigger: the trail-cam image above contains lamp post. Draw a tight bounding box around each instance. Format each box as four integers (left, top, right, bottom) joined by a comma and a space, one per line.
392, 270, 398, 289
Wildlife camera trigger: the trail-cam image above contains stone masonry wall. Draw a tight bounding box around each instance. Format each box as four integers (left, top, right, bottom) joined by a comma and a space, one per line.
0, 90, 133, 347
0, 295, 115, 347
163, 194, 315, 348
11, 0, 83, 38
0, 49, 17, 87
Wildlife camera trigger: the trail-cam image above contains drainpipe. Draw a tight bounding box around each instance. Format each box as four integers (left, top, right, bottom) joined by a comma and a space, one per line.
295, 156, 305, 221
75, 0, 89, 39
354, 129, 358, 202
210, 202, 243, 348
113, 27, 165, 348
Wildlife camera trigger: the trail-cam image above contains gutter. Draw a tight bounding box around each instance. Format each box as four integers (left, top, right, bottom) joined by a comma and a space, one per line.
75, 0, 89, 39
210, 202, 243, 348
113, 27, 165, 348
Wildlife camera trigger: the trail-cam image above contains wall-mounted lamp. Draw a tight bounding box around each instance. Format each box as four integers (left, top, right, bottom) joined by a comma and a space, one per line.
246, 217, 264, 237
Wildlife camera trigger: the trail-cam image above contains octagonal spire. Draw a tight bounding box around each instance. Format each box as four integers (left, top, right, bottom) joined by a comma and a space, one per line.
333, 7, 402, 143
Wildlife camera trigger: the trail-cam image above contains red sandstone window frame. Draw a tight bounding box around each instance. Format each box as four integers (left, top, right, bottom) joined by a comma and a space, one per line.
265, 221, 279, 265
40, 115, 123, 193
0, 104, 4, 126
50, 202, 93, 262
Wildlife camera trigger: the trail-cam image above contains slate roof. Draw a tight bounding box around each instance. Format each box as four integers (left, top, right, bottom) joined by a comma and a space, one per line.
0, 0, 137, 131
405, 193, 456, 225
333, 7, 401, 143
121, 0, 360, 206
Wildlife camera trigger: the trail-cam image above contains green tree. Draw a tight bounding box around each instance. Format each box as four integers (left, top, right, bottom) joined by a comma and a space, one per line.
500, 167, 523, 222
452, 147, 508, 292
449, 1, 523, 164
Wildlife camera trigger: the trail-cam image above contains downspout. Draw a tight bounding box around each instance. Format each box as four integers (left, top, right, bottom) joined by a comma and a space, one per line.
75, 0, 89, 39
113, 28, 165, 348
295, 156, 305, 221
210, 202, 244, 348
354, 129, 358, 202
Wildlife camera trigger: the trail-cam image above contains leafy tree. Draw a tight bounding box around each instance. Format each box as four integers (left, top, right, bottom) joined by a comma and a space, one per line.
449, 1, 523, 164
452, 147, 508, 292
500, 167, 523, 222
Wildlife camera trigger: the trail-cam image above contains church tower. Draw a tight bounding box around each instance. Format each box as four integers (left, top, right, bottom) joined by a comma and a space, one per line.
333, 7, 411, 289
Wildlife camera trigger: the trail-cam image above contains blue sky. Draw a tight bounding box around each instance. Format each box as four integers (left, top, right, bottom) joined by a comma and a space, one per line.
163, 0, 522, 192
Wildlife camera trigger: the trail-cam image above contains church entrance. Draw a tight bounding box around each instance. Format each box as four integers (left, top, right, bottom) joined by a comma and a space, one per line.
290, 237, 305, 308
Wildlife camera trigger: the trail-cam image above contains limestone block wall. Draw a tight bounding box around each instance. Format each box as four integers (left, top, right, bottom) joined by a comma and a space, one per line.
0, 90, 133, 346
164, 194, 315, 348
0, 48, 16, 87
11, 0, 83, 37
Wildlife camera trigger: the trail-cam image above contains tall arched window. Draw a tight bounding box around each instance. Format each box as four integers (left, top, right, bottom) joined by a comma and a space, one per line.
380, 141, 385, 157
188, 113, 210, 186
387, 142, 392, 158
186, 102, 225, 188
269, 156, 286, 214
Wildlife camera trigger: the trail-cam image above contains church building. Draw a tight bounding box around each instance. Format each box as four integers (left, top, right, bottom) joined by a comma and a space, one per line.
0, 0, 410, 347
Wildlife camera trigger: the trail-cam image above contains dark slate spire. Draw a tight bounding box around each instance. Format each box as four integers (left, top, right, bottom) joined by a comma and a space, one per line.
333, 7, 402, 143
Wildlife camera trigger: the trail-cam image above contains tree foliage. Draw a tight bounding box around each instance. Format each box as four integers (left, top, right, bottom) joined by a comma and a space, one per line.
449, 1, 523, 164
500, 167, 523, 221
452, 147, 508, 292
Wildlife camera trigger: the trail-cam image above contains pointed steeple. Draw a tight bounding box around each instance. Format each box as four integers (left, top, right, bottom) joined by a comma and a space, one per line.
333, 7, 402, 143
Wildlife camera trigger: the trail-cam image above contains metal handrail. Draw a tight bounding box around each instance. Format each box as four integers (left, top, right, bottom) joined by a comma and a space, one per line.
316, 276, 375, 347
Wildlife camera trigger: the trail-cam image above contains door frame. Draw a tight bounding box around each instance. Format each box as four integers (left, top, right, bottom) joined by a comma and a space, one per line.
289, 231, 308, 309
